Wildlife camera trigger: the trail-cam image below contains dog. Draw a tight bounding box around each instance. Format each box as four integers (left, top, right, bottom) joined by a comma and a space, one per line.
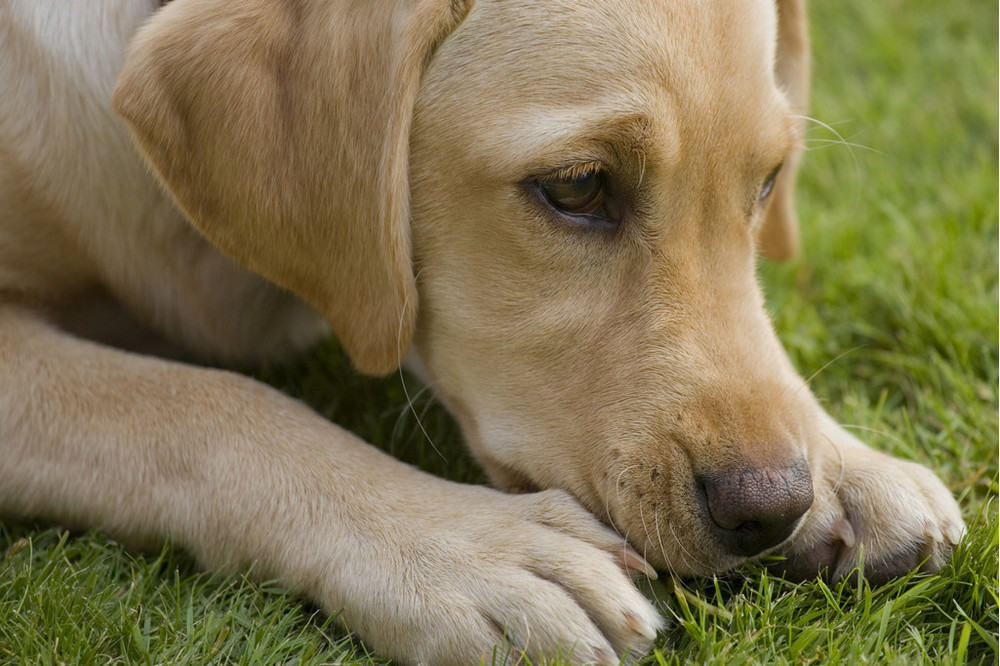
0, 0, 966, 663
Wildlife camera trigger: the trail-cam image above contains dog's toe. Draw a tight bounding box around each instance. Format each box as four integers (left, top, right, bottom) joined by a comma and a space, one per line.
770, 517, 854, 581
772, 446, 965, 585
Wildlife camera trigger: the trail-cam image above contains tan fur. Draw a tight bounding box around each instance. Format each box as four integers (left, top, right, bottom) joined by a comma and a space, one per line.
759, 0, 809, 260
0, 0, 964, 663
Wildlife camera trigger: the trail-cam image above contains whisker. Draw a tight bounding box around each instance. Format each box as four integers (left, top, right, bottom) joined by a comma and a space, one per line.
416, 387, 438, 421
611, 465, 666, 592
603, 500, 617, 534
803, 345, 865, 386
614, 465, 639, 502
838, 422, 909, 450
824, 431, 847, 494
398, 373, 446, 461
602, 495, 635, 560
652, 508, 678, 578
634, 499, 670, 602
805, 138, 882, 154
634, 147, 647, 188
396, 275, 447, 462
794, 113, 866, 193
637, 499, 659, 575
387, 382, 433, 422
795, 114, 869, 150
667, 522, 697, 573
777, 345, 864, 424
610, 464, 639, 536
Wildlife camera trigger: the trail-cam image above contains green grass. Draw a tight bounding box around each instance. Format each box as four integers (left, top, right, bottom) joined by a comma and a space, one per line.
2, 0, 996, 663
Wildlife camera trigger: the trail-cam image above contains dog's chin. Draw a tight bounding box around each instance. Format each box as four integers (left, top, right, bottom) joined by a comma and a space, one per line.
608, 501, 748, 576
615, 485, 818, 577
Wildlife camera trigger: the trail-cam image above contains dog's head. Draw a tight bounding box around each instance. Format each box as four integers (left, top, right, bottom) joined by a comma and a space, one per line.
116, 0, 820, 574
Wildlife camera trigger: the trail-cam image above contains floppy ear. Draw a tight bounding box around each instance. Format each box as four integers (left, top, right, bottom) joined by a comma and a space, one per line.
759, 0, 809, 261
113, 0, 472, 374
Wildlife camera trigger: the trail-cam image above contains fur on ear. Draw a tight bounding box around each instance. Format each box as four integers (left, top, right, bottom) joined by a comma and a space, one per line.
759, 0, 809, 261
113, 0, 472, 374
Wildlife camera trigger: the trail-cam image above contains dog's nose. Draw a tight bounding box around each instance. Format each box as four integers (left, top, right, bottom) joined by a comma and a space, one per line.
698, 461, 813, 557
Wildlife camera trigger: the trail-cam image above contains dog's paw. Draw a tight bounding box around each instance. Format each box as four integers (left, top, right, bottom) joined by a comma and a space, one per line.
328, 485, 663, 665
774, 442, 965, 584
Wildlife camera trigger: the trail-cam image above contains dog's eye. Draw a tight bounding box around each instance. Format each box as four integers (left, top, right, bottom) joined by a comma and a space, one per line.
759, 163, 783, 203
539, 169, 607, 218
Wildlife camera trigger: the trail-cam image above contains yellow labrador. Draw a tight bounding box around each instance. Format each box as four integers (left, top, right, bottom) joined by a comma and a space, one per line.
0, 0, 964, 663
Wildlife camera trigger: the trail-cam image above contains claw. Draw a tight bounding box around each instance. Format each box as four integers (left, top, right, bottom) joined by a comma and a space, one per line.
922, 520, 944, 543
830, 518, 856, 549
592, 646, 617, 665
623, 610, 657, 641
620, 546, 657, 580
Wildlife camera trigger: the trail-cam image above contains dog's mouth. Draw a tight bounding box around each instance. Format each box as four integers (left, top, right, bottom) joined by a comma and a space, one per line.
577, 452, 816, 576
455, 398, 818, 576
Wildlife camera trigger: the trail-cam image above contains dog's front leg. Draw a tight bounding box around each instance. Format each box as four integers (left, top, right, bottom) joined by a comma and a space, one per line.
0, 305, 661, 665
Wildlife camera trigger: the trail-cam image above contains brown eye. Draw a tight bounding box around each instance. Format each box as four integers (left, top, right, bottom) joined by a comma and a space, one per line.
759, 163, 783, 203
539, 170, 606, 217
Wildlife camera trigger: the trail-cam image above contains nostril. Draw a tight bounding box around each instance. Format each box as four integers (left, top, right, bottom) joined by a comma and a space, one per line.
698, 460, 814, 557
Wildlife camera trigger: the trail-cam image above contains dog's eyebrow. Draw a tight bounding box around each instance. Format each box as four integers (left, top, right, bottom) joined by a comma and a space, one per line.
513, 112, 657, 176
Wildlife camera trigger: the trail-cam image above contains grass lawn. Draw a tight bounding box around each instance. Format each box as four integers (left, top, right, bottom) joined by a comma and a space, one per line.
1, 0, 996, 663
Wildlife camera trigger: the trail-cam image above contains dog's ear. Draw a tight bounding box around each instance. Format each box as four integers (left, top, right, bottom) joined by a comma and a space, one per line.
113, 0, 471, 374
759, 0, 809, 261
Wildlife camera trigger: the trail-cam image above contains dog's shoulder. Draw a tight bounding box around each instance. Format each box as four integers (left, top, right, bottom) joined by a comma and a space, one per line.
0, 1, 327, 360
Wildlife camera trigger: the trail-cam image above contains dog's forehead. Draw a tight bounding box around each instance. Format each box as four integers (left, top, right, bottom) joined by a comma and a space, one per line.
419, 0, 782, 165
428, 0, 777, 104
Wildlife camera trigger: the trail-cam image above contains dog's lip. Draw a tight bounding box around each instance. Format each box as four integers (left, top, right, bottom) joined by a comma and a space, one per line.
599, 464, 767, 575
